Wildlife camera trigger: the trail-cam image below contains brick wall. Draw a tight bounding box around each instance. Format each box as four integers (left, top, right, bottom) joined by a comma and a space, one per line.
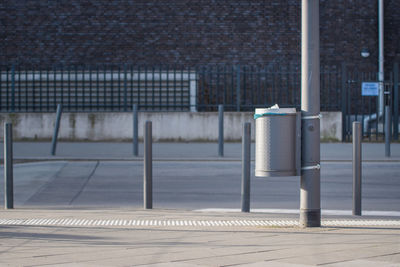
1, 0, 398, 72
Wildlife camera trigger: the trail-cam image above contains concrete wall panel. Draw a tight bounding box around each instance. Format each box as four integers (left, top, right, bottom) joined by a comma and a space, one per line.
0, 112, 342, 142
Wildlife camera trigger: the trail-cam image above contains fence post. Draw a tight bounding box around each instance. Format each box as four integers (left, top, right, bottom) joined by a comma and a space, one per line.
11, 65, 15, 112
241, 122, 251, 212
51, 104, 63, 156
124, 64, 128, 111
352, 122, 362, 216
341, 63, 347, 141
385, 105, 391, 157
236, 65, 241, 112
189, 71, 197, 112
393, 62, 399, 140
144, 121, 152, 209
4, 123, 14, 209
218, 104, 224, 157
133, 104, 139, 156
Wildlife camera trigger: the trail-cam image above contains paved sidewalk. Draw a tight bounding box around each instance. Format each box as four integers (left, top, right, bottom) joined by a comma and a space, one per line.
1, 142, 400, 161
0, 209, 399, 267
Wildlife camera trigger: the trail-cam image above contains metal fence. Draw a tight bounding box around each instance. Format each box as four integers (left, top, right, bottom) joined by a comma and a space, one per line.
0, 64, 342, 112
341, 63, 399, 141
0, 65, 196, 112
197, 65, 341, 112
1, 63, 399, 140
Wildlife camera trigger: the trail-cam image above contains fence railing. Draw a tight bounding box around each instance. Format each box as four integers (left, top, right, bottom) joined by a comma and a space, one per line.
1, 64, 341, 112
197, 65, 341, 111
0, 66, 197, 112
1, 63, 399, 141
341, 64, 399, 141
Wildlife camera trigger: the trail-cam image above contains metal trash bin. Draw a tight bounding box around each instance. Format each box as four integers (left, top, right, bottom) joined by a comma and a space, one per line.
255, 107, 298, 177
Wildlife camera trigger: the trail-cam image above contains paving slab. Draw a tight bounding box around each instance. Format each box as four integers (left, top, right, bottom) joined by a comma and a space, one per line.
0, 209, 399, 267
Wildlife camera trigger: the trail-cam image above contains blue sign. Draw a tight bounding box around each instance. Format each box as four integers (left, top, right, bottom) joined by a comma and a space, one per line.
361, 82, 379, 96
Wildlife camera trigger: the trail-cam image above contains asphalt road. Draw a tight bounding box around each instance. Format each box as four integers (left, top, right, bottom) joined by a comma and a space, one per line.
1, 142, 400, 160
1, 161, 399, 212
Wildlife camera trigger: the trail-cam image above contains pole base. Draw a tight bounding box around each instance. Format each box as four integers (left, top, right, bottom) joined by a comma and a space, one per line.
300, 209, 321, 227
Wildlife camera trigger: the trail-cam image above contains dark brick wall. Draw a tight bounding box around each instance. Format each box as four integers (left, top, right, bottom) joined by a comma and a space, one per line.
1, 0, 398, 72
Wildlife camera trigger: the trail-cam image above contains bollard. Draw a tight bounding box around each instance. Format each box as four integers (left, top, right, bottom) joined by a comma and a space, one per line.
385, 105, 391, 157
218, 104, 224, 157
51, 104, 63, 156
352, 122, 362, 216
133, 104, 138, 156
4, 123, 14, 209
241, 122, 251, 212
144, 121, 152, 209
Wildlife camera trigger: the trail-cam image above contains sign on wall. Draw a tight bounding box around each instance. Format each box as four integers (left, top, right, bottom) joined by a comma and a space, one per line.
361, 82, 379, 96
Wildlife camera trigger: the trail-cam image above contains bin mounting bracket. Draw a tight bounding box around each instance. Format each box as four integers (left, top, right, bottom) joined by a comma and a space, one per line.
301, 114, 322, 120
301, 164, 321, 171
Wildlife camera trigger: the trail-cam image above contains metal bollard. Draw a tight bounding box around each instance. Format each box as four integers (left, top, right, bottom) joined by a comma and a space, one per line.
144, 121, 152, 209
4, 123, 14, 209
218, 104, 224, 157
385, 105, 391, 157
133, 104, 138, 156
352, 122, 362, 216
51, 104, 63, 156
241, 122, 251, 212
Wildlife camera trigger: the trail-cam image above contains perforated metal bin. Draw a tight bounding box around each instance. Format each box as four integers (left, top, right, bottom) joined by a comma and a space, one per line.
255, 108, 299, 177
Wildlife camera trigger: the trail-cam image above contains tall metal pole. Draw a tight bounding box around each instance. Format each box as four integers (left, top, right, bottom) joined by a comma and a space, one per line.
218, 104, 224, 157
300, 0, 321, 227
144, 121, 153, 209
352, 122, 362, 216
393, 62, 399, 140
133, 104, 138, 156
4, 123, 14, 209
241, 122, 251, 212
378, 0, 384, 118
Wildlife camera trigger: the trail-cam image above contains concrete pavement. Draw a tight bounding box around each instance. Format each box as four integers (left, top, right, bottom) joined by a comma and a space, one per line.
0, 209, 399, 266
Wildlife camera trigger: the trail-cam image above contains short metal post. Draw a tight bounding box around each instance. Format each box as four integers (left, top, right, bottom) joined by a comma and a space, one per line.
51, 104, 63, 156
144, 121, 152, 209
133, 104, 138, 156
352, 122, 362, 216
218, 104, 224, 157
241, 122, 251, 212
385, 105, 391, 157
4, 123, 14, 209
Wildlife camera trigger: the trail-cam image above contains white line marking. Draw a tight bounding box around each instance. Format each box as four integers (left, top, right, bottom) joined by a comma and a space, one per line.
1, 218, 399, 227
195, 208, 400, 217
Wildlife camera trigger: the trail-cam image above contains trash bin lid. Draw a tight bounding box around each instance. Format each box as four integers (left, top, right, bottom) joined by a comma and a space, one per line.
254, 107, 296, 119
